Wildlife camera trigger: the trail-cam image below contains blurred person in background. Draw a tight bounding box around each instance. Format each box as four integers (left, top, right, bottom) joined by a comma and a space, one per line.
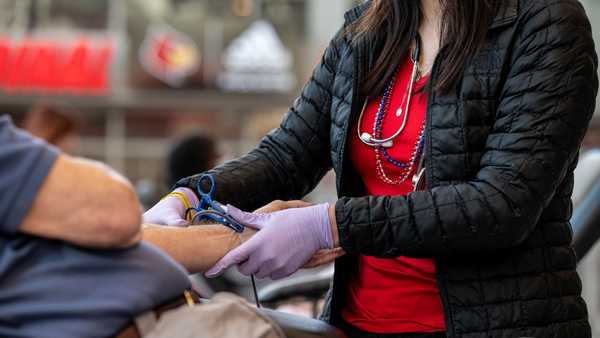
137, 133, 219, 210
166, 132, 219, 188
22, 105, 79, 152
147, 0, 599, 337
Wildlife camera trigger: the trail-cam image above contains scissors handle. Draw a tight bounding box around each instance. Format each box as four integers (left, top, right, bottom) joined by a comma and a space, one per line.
196, 174, 217, 210
197, 174, 216, 196
190, 174, 245, 233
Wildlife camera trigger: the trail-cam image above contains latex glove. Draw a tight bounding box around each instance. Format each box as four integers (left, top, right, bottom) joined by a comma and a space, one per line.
205, 203, 334, 280
254, 200, 345, 268
143, 188, 199, 227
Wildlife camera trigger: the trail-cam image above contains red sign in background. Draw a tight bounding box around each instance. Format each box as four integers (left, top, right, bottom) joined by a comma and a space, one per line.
0, 38, 113, 95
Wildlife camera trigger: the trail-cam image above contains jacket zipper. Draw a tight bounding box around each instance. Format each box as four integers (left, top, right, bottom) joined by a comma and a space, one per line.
330, 24, 366, 326
424, 48, 457, 338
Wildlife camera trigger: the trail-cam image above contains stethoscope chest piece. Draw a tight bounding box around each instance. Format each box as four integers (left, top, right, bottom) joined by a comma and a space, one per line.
360, 132, 393, 148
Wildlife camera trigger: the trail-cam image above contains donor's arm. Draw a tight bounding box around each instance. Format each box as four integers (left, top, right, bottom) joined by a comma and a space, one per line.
143, 224, 255, 274
0, 117, 142, 249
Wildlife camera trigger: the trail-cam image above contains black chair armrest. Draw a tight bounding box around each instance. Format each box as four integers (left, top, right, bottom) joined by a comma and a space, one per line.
258, 266, 334, 304
260, 307, 346, 338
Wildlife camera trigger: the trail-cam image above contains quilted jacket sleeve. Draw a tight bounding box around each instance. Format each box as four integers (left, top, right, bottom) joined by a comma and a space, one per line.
176, 31, 343, 211
336, 1, 599, 257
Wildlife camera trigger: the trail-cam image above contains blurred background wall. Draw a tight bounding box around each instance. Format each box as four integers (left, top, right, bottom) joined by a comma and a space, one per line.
582, 0, 600, 147
0, 0, 359, 206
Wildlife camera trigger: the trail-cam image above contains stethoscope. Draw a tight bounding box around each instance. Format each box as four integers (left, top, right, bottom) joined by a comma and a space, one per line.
357, 34, 422, 149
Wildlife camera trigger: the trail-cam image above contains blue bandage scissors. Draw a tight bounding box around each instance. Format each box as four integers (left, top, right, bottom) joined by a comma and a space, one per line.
187, 174, 245, 233
189, 174, 260, 307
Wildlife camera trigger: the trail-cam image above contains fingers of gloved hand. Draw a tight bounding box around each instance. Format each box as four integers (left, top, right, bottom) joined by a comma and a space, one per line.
142, 209, 163, 225
237, 257, 260, 276
175, 187, 200, 208
256, 250, 312, 280
270, 267, 295, 281
142, 212, 188, 227
227, 205, 269, 230
222, 203, 332, 280
205, 249, 245, 278
167, 218, 190, 227
141, 213, 157, 224
205, 237, 258, 278
143, 194, 189, 226
255, 265, 274, 280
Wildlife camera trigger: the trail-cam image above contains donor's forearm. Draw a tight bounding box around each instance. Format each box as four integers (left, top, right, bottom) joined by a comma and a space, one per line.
142, 224, 255, 274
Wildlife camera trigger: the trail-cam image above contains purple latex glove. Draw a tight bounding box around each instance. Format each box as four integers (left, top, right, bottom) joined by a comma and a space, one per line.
205, 203, 333, 280
142, 187, 199, 227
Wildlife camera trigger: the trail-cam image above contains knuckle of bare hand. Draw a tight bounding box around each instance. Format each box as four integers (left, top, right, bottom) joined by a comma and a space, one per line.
273, 200, 285, 207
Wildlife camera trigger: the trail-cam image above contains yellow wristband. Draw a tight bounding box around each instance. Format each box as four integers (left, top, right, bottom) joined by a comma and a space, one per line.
164, 191, 195, 222
164, 192, 191, 208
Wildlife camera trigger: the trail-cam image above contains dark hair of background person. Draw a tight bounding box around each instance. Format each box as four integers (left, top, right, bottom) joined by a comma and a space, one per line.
167, 133, 218, 188
349, 0, 499, 96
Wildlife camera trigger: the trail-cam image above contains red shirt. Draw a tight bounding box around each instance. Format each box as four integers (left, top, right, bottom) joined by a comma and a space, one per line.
341, 55, 445, 333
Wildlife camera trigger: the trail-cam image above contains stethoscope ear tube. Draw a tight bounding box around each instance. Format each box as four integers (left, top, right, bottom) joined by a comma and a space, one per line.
357, 34, 421, 149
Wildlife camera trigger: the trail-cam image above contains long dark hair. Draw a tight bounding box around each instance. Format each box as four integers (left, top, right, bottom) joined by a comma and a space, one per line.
350, 0, 498, 95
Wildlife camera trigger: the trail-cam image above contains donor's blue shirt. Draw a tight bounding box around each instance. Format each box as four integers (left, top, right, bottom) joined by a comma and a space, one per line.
0, 116, 191, 338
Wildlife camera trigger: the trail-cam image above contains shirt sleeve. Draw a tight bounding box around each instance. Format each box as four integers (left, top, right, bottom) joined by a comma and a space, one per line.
0, 116, 60, 235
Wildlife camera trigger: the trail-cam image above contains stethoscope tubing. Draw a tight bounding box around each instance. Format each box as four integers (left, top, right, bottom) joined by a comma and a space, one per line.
357, 35, 421, 149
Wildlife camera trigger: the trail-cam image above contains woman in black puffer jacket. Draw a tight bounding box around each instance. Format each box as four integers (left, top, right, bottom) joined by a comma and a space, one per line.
148, 0, 598, 337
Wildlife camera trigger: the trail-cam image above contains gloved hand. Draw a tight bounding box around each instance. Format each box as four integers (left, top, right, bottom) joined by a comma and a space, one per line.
143, 187, 199, 227
205, 203, 334, 280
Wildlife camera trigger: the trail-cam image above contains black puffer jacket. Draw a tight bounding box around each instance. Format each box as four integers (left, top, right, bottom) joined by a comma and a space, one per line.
178, 0, 598, 336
